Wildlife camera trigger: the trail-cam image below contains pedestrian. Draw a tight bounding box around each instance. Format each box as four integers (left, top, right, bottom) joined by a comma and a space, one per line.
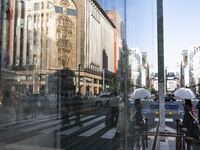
183, 99, 200, 144
196, 98, 200, 122
0, 85, 13, 130
61, 95, 70, 127
31, 96, 38, 120
73, 92, 83, 127
128, 99, 144, 136
40, 93, 47, 115
116, 96, 131, 150
109, 91, 120, 128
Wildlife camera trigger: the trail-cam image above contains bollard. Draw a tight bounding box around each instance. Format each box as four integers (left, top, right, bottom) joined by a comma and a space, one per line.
140, 121, 145, 150
185, 137, 193, 150
175, 119, 180, 150
179, 122, 183, 149
145, 118, 149, 148
181, 128, 188, 150
135, 126, 140, 150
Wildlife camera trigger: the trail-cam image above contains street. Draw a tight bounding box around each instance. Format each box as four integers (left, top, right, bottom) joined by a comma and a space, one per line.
0, 99, 199, 150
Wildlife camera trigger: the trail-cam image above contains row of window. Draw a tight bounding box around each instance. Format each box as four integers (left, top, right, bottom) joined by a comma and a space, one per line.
34, 13, 49, 23
20, 75, 103, 84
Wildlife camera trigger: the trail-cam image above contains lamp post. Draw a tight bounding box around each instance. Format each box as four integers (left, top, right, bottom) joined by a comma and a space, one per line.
103, 68, 108, 93
78, 64, 83, 93
17, 79, 21, 110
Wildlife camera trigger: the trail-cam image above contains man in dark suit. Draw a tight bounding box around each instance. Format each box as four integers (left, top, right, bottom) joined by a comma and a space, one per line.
73, 92, 83, 127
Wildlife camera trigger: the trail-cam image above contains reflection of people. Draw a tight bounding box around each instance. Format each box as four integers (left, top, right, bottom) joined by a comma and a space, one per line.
1, 85, 13, 130
128, 99, 144, 135
183, 99, 200, 143
109, 91, 120, 128
73, 92, 83, 127
31, 96, 38, 120
116, 97, 131, 149
61, 96, 70, 127
196, 98, 200, 121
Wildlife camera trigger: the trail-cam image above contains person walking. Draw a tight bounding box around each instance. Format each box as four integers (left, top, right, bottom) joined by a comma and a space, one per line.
73, 92, 83, 127
196, 98, 200, 121
109, 91, 120, 128
183, 99, 200, 144
128, 99, 144, 135
61, 95, 70, 127
0, 85, 13, 130
116, 97, 131, 150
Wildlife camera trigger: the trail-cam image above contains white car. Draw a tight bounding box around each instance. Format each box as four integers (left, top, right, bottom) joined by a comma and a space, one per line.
91, 94, 111, 107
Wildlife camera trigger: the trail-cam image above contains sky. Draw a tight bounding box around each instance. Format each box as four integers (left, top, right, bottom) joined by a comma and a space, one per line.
97, 0, 200, 72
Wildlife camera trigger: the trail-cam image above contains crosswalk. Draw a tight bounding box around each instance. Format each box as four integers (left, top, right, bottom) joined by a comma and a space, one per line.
0, 112, 182, 150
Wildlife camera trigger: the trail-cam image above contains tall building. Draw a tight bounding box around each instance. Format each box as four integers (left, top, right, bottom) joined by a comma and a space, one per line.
5, 0, 123, 96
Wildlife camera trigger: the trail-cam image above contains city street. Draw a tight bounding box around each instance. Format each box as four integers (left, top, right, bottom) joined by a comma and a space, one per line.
0, 99, 199, 150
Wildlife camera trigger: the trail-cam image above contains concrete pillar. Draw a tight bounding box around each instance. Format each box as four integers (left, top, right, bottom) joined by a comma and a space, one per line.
157, 0, 165, 141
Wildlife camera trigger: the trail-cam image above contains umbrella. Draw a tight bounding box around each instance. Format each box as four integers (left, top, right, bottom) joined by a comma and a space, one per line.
131, 88, 151, 99
173, 88, 196, 99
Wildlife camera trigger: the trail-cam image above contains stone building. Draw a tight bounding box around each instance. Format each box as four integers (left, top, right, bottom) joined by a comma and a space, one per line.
10, 0, 123, 96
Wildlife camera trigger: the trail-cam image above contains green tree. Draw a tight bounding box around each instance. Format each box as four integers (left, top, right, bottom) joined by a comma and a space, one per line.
111, 77, 116, 91
120, 79, 131, 93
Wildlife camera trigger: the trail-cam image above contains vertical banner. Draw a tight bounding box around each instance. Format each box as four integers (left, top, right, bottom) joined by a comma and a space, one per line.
8, 0, 14, 66
114, 28, 117, 76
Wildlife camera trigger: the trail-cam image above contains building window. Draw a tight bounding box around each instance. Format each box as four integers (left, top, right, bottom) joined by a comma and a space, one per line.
46, 27, 48, 35
34, 15, 36, 23
86, 77, 92, 83
41, 2, 44, 9
34, 28, 37, 45
65, 76, 76, 82
38, 74, 46, 81
46, 13, 49, 22
80, 76, 84, 82
27, 75, 33, 81
94, 78, 98, 84
34, 3, 38, 10
99, 79, 103, 85
41, 13, 44, 22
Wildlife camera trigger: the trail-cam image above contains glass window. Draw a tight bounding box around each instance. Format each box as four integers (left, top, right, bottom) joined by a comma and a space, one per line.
99, 79, 103, 85
34, 3, 37, 10
27, 75, 33, 81
38, 74, 46, 81
55, 6, 63, 14
86, 77, 92, 83
94, 78, 98, 84
34, 14, 36, 23
65, 76, 76, 82
80, 76, 84, 82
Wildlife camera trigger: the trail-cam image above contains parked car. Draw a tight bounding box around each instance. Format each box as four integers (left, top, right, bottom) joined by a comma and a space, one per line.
91, 94, 111, 107
154, 94, 175, 102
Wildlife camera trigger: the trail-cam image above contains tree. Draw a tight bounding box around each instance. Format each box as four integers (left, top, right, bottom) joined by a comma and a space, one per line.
111, 77, 116, 91
120, 79, 131, 93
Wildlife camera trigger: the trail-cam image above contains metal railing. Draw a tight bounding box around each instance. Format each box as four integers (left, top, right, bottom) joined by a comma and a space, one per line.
134, 118, 194, 150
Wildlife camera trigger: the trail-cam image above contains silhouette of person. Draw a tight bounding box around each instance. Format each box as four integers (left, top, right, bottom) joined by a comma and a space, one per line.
73, 92, 83, 127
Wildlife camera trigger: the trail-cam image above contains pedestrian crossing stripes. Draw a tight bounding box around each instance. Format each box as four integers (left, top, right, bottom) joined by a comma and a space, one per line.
154, 118, 173, 122
0, 112, 185, 150
39, 115, 95, 133
79, 123, 105, 137
0, 143, 65, 150
101, 128, 116, 139
60, 116, 105, 136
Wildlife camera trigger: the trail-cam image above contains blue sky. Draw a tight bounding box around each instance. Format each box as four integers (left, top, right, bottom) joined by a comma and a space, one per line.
97, 0, 200, 72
